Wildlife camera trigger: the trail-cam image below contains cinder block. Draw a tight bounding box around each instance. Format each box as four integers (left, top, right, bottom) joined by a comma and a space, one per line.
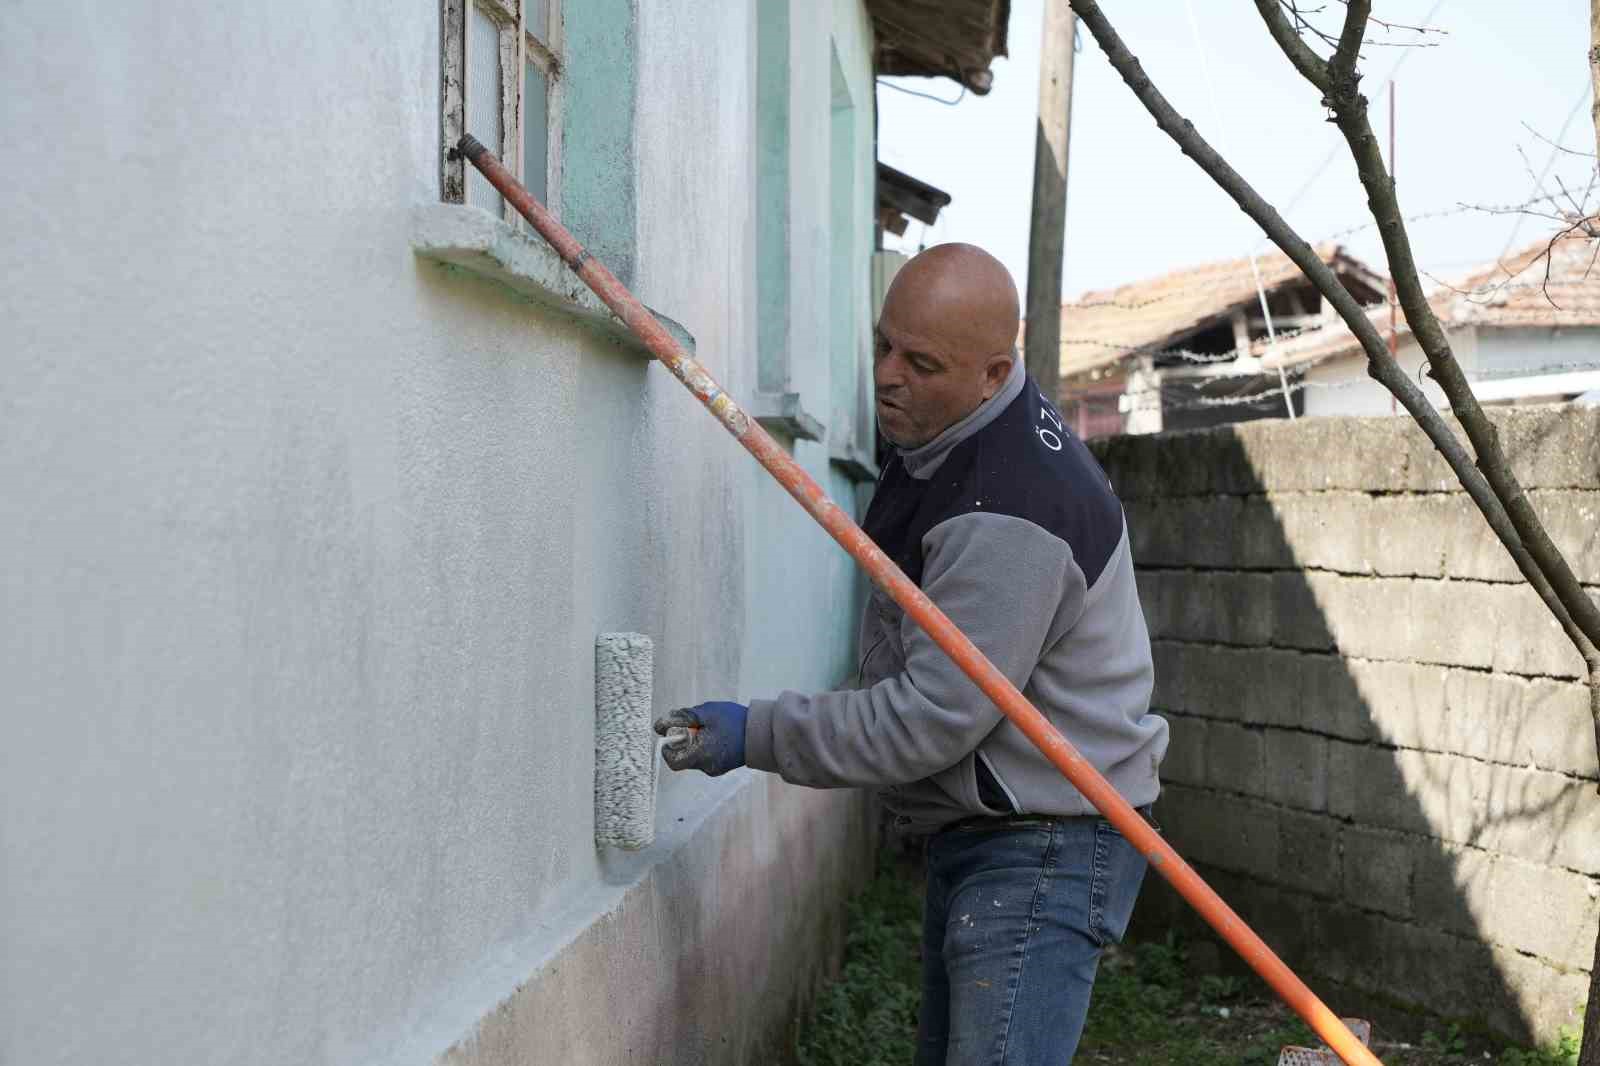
1172, 571, 1220, 643
1326, 741, 1434, 836
1403, 578, 1497, 670
1492, 945, 1590, 1043
1321, 912, 1543, 1041
1190, 497, 1247, 570
1158, 785, 1279, 880
1272, 571, 1336, 651
1441, 670, 1593, 776
1339, 825, 1414, 919
1185, 645, 1304, 729
1135, 570, 1174, 640
1412, 841, 1494, 938
1297, 653, 1374, 742
1480, 855, 1600, 970
1213, 571, 1275, 647
1239, 647, 1305, 729
1491, 404, 1600, 491
1205, 721, 1265, 796
1292, 574, 1586, 679
1160, 713, 1207, 787
1158, 427, 1226, 497
1368, 493, 1452, 578
1485, 580, 1590, 680
1351, 658, 1450, 751
1236, 494, 1297, 569
1315, 576, 1422, 662
1091, 434, 1161, 500
1275, 808, 1341, 899
1506, 766, 1600, 876
1149, 639, 1187, 712
1274, 492, 1377, 575
1314, 902, 1402, 989
1337, 417, 1416, 492
1262, 729, 1329, 811
1375, 752, 1600, 876
1401, 419, 1466, 493
1183, 644, 1249, 723
1531, 489, 1600, 585
1439, 490, 1600, 586
1384, 922, 1538, 1038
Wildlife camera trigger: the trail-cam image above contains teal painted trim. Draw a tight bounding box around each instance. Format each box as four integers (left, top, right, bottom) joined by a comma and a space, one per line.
827, 41, 859, 457
561, 0, 639, 286
756, 0, 791, 395
751, 391, 826, 442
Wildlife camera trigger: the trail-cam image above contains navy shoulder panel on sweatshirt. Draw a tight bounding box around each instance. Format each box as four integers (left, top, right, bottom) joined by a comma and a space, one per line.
863, 375, 1124, 590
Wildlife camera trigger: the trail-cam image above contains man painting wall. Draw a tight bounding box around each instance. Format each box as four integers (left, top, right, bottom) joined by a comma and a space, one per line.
655, 243, 1168, 1065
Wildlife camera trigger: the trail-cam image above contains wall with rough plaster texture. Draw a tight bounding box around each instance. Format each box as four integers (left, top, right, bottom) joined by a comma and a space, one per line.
1091, 408, 1599, 1045
0, 1, 879, 1064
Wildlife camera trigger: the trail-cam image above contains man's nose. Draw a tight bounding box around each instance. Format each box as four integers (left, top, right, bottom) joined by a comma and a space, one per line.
875, 350, 906, 391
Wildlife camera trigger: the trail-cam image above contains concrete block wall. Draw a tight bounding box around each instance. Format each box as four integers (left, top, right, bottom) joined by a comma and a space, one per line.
1091, 406, 1600, 1044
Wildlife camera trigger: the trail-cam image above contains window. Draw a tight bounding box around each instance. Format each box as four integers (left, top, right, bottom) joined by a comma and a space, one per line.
440, 0, 562, 221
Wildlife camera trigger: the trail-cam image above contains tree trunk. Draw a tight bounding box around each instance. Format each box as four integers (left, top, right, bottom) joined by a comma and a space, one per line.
1584, 670, 1600, 1066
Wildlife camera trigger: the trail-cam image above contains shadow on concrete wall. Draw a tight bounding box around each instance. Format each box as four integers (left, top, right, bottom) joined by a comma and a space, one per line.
1091, 409, 1599, 1046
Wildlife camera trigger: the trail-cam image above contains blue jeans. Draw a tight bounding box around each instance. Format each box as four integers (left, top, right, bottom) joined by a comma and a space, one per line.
915, 815, 1150, 1066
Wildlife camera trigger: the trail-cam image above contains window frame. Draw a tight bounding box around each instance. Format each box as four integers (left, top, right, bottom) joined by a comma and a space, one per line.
440, 0, 563, 222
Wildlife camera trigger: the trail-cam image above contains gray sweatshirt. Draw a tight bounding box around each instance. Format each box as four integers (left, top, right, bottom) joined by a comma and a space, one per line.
745, 358, 1167, 833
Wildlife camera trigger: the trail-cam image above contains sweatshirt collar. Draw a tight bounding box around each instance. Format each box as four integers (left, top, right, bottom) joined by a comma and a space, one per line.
897, 355, 1025, 480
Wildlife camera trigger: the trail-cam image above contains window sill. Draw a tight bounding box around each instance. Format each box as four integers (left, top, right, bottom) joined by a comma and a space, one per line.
411, 204, 694, 358
750, 392, 826, 442
829, 445, 880, 483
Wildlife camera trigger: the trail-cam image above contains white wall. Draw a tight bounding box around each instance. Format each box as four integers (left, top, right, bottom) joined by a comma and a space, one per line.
1300, 328, 1471, 417
0, 2, 875, 1063
1301, 326, 1600, 415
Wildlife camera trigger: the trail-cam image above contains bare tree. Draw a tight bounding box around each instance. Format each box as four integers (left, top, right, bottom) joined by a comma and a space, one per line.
1066, 1, 1600, 1059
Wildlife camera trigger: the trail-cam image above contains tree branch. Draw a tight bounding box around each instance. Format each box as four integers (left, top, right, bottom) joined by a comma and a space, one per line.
1067, 0, 1600, 742
1266, 2, 1600, 663
1256, 1, 1330, 91
1327, 0, 1371, 87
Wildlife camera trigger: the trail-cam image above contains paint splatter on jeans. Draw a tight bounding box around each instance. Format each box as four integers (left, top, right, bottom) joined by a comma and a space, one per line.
916, 815, 1149, 1066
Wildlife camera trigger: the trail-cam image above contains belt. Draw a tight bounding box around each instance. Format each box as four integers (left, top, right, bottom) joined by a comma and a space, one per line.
940, 805, 1160, 835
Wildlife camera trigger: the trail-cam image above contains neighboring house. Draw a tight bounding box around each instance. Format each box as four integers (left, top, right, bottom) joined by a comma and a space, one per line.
1, 4, 1005, 1066
1263, 234, 1600, 414
1057, 244, 1387, 437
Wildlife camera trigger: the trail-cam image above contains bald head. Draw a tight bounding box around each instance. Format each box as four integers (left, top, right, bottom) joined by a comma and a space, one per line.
873, 243, 1020, 448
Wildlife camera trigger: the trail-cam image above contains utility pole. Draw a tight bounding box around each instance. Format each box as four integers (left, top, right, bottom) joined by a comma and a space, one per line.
1024, 1, 1076, 394
1591, 0, 1600, 160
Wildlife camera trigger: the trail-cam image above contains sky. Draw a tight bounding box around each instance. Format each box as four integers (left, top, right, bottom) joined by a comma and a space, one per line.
875, 0, 1594, 303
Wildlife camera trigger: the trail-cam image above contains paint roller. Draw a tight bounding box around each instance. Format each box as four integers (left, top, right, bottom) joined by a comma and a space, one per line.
593, 632, 659, 850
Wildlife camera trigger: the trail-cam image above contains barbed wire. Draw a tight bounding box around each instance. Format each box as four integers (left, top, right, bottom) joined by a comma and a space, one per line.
1072, 357, 1600, 414
1061, 322, 1341, 360
1065, 194, 1589, 314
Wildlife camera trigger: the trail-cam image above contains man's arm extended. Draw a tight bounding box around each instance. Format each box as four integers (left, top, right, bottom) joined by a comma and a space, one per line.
743, 511, 1086, 788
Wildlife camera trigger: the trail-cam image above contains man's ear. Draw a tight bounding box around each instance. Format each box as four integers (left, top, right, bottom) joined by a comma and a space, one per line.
981, 354, 1015, 400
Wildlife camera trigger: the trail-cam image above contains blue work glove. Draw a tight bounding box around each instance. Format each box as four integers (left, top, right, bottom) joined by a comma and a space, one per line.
653, 701, 748, 776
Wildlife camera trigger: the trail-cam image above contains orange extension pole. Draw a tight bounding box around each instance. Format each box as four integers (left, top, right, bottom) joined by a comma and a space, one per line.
454, 135, 1382, 1066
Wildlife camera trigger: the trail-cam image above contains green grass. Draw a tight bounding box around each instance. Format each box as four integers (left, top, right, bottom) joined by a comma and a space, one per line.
795, 856, 924, 1066
795, 855, 1582, 1065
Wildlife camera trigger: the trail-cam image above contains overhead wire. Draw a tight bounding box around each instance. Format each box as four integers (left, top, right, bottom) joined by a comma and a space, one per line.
1182, 0, 1296, 417
876, 78, 968, 107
